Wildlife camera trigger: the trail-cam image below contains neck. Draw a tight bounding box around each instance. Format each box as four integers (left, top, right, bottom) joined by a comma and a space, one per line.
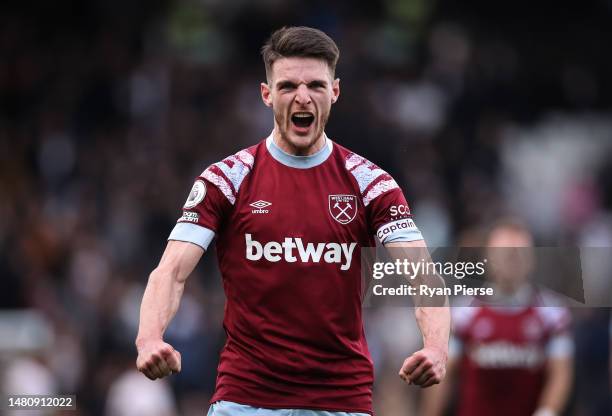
273, 128, 325, 156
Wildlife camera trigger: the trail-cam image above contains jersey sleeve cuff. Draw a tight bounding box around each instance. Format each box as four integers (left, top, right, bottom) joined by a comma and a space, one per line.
168, 223, 215, 250
546, 334, 574, 358
383, 230, 424, 244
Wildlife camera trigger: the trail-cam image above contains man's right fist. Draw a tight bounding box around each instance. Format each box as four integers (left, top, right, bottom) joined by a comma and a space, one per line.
136, 339, 182, 380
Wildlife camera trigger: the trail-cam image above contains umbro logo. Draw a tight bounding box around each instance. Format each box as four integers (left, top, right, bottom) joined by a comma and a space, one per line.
250, 200, 271, 209
250, 200, 271, 214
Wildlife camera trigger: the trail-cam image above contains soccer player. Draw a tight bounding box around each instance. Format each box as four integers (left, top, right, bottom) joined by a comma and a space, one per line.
136, 26, 449, 415
420, 220, 574, 416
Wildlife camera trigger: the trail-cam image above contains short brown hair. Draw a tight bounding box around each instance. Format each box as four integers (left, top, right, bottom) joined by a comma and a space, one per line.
261, 26, 340, 80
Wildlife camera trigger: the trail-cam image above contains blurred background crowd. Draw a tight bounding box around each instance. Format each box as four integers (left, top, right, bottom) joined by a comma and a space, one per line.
1, 0, 611, 415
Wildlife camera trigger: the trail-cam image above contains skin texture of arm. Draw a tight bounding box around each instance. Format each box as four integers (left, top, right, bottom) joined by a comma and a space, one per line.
534, 356, 573, 415
386, 239, 450, 388
135, 240, 204, 380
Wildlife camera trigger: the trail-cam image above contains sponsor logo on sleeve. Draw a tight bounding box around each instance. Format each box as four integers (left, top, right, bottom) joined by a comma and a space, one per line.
184, 180, 206, 209
329, 195, 358, 224
389, 204, 411, 217
179, 211, 199, 223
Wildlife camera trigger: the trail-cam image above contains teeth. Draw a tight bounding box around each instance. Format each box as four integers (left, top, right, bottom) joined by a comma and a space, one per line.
293, 113, 313, 118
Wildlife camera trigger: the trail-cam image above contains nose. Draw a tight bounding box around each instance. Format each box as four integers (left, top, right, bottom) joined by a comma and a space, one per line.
294, 84, 311, 105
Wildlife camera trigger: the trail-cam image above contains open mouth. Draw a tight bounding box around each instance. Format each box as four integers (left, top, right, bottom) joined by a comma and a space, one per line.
291, 112, 315, 129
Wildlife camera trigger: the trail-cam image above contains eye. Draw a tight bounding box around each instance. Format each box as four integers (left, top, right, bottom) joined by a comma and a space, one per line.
308, 81, 326, 89
278, 82, 296, 91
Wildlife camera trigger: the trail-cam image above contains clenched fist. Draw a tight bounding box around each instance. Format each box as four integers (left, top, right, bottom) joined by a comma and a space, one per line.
399, 346, 447, 388
136, 339, 182, 380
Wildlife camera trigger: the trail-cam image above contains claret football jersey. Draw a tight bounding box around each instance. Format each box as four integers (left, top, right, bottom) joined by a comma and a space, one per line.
168, 132, 423, 414
451, 293, 573, 416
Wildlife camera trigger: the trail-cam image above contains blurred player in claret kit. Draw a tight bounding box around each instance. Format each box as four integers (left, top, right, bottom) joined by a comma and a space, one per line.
135, 26, 449, 415
421, 220, 574, 416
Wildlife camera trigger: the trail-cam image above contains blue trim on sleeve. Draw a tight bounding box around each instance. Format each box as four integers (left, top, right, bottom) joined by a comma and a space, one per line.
546, 334, 574, 358
382, 229, 424, 244
168, 223, 215, 250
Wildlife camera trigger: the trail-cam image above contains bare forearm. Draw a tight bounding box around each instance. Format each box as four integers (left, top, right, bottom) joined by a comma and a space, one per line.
537, 358, 573, 413
387, 240, 450, 387
385, 240, 450, 349
136, 241, 203, 346
135, 241, 203, 380
416, 305, 450, 352
136, 266, 185, 344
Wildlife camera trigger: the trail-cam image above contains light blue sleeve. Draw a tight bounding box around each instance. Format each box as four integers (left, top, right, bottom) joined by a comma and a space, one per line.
168, 223, 215, 250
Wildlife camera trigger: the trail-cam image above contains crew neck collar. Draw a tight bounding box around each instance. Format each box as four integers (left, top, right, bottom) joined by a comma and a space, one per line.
265, 131, 333, 169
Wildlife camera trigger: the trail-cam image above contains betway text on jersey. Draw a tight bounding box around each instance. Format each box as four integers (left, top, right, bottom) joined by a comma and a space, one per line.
245, 234, 357, 271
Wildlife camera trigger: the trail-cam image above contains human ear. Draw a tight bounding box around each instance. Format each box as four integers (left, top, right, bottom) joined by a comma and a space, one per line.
261, 82, 273, 107
331, 78, 340, 104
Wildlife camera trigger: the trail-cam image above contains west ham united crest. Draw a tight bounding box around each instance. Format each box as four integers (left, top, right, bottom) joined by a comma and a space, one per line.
329, 195, 358, 224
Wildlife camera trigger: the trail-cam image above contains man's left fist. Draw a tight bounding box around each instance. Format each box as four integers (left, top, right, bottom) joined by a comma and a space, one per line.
398, 346, 447, 388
